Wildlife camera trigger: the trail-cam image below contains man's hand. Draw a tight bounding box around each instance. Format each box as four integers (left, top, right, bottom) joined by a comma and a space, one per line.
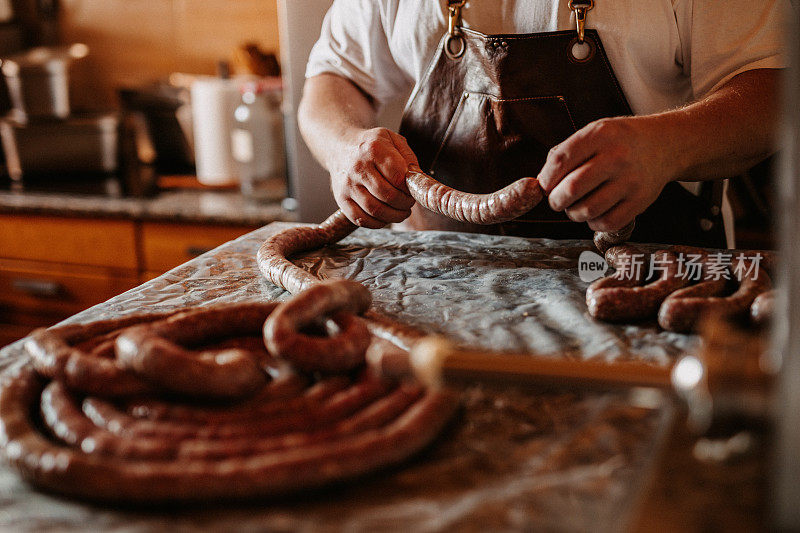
537, 116, 673, 232
537, 70, 780, 233
329, 128, 418, 229
298, 74, 422, 229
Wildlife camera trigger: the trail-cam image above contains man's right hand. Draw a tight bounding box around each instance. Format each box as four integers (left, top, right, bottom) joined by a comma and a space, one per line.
329, 128, 418, 228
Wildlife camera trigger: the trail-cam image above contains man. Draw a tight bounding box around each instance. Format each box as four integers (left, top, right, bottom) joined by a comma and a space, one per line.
299, 1, 784, 247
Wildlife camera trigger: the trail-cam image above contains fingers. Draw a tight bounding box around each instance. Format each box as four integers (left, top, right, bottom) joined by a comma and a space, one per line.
355, 129, 416, 207
339, 198, 385, 229
548, 159, 610, 212
538, 131, 596, 193
332, 128, 421, 227
360, 165, 414, 211
587, 199, 637, 232
336, 183, 411, 228
538, 118, 621, 193
540, 117, 665, 232
565, 182, 623, 223
387, 130, 420, 170
367, 158, 415, 209
351, 184, 412, 223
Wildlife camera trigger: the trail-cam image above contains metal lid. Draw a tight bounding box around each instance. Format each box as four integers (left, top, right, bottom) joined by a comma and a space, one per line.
1, 43, 89, 77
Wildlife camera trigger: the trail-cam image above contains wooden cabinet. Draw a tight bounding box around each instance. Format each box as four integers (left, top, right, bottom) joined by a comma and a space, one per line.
0, 215, 137, 268
140, 222, 253, 273
0, 259, 139, 321
0, 213, 259, 348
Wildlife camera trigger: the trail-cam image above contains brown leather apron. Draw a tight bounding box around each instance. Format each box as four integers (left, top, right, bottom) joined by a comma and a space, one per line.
398, 0, 727, 247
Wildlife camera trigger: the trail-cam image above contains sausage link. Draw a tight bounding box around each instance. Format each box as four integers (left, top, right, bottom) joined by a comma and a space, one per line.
585, 269, 644, 304
594, 221, 636, 254
587, 250, 690, 322
24, 313, 172, 398
406, 167, 635, 250
658, 260, 772, 332
263, 280, 372, 372
587, 244, 647, 303
126, 375, 343, 424
405, 169, 544, 224
41, 375, 393, 459
603, 244, 649, 270
657, 280, 730, 332
0, 367, 458, 503
116, 303, 278, 400
257, 210, 357, 294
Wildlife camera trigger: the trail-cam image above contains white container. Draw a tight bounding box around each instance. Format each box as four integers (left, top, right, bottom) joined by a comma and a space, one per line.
190, 76, 243, 186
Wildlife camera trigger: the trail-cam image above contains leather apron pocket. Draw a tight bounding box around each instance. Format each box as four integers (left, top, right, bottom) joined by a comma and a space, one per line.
428, 91, 577, 222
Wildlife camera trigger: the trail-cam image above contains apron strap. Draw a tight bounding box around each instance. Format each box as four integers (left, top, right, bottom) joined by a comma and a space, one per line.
447, 1, 596, 47
445, 0, 467, 59
568, 0, 594, 43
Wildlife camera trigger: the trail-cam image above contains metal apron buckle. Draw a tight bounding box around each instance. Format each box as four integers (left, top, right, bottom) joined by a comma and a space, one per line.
567, 1, 596, 62
567, 0, 594, 43
445, 0, 467, 59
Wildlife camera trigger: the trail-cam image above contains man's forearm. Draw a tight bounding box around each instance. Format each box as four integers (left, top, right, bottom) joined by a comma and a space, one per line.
298, 73, 378, 172
297, 73, 419, 227
646, 68, 780, 182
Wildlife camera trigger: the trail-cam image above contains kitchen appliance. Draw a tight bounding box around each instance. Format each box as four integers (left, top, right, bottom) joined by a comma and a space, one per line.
0, 111, 119, 180
118, 81, 194, 174
1, 43, 88, 121
0, 42, 122, 184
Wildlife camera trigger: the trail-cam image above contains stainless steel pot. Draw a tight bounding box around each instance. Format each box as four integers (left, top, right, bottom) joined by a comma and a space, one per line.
0, 43, 88, 121
0, 112, 119, 181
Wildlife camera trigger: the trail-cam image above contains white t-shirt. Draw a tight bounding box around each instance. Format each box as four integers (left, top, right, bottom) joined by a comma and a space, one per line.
306, 0, 786, 247
306, 0, 785, 115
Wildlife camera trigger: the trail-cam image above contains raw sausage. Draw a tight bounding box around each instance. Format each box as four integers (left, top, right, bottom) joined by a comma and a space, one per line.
593, 221, 636, 254
24, 313, 171, 398
587, 250, 690, 322
115, 303, 278, 399
263, 280, 373, 373
2, 296, 458, 503
404, 168, 544, 224
0, 366, 458, 503
658, 259, 772, 332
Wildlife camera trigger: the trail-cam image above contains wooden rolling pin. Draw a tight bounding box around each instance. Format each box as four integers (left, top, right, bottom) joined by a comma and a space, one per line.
408, 337, 674, 390
405, 325, 771, 396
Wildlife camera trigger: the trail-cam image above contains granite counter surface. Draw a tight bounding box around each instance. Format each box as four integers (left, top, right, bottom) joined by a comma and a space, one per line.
0, 188, 296, 226
0, 224, 693, 532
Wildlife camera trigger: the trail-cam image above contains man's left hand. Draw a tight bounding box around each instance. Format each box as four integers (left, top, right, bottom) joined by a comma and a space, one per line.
537, 116, 675, 232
